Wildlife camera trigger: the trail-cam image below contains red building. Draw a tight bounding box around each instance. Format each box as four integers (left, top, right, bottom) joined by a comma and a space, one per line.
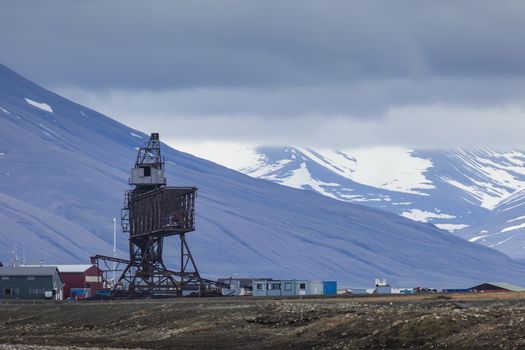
56, 265, 103, 298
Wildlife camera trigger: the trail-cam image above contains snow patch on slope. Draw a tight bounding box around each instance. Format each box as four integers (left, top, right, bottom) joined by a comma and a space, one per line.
172, 141, 266, 172
501, 223, 525, 233
401, 209, 456, 223
337, 147, 434, 195
443, 178, 506, 210
281, 147, 434, 196
269, 162, 339, 200
38, 123, 61, 138
436, 224, 469, 232
490, 235, 516, 247
24, 98, 53, 113
469, 234, 490, 242
507, 215, 525, 223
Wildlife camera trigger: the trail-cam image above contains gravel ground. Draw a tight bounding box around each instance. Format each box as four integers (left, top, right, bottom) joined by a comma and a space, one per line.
1, 293, 525, 349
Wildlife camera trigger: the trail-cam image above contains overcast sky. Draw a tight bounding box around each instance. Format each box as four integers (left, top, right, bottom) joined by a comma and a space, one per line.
2, 1, 525, 148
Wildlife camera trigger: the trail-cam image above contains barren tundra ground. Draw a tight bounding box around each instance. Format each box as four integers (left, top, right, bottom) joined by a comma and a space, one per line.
1, 293, 525, 349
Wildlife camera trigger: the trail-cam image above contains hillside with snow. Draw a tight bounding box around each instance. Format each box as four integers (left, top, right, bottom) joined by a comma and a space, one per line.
174, 144, 525, 257
458, 189, 525, 259
3, 63, 525, 287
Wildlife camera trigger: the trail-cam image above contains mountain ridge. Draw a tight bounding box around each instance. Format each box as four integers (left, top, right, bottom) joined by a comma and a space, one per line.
173, 144, 525, 258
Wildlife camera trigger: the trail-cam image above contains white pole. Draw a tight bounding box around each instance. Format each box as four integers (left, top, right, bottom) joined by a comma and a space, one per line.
113, 217, 117, 285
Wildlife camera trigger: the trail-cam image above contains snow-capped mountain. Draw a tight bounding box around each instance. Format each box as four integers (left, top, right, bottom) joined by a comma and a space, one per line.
177, 144, 525, 257
458, 189, 525, 259
2, 63, 525, 287
185, 146, 525, 226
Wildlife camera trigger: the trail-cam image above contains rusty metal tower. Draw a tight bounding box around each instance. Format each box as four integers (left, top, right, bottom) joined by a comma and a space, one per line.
92, 133, 222, 297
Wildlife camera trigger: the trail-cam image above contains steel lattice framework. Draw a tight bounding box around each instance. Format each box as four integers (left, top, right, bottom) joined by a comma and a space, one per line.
92, 133, 224, 297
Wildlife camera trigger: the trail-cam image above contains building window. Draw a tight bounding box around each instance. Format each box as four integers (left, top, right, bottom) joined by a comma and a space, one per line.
284, 282, 292, 291
29, 288, 44, 296
140, 166, 151, 177
256, 283, 263, 290
1, 276, 8, 280
268, 282, 280, 290
4, 288, 18, 296
299, 283, 306, 290
27, 276, 35, 280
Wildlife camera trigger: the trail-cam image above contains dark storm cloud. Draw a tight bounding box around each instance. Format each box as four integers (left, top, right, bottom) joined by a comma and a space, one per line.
2, 1, 525, 147
2, 0, 525, 89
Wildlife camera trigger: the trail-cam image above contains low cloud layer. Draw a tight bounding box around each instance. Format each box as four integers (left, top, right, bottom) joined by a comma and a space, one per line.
59, 84, 525, 148
3, 1, 525, 148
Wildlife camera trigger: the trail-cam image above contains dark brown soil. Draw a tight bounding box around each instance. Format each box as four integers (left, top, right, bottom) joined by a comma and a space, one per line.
1, 292, 525, 349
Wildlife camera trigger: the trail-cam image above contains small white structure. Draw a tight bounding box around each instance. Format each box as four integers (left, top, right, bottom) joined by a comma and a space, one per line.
130, 166, 166, 186
375, 278, 388, 287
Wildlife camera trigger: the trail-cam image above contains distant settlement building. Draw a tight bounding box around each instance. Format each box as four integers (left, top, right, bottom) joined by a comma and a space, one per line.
56, 265, 103, 299
470, 282, 525, 293
252, 279, 337, 297
0, 266, 64, 300
23, 264, 103, 299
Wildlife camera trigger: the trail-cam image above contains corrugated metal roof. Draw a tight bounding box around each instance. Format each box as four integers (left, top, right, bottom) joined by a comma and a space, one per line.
486, 282, 525, 292
22, 264, 94, 273
0, 266, 59, 276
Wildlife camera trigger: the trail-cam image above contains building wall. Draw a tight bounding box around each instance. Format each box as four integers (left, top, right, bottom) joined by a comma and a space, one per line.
281, 280, 297, 296
266, 281, 282, 297
323, 281, 337, 295
253, 279, 328, 297
374, 285, 393, 294
253, 280, 269, 297
253, 280, 308, 297
52, 272, 64, 300
252, 279, 285, 297
62, 273, 86, 298
84, 265, 103, 295
295, 280, 310, 295
61, 266, 103, 298
0, 276, 53, 299
470, 283, 509, 292
310, 281, 323, 295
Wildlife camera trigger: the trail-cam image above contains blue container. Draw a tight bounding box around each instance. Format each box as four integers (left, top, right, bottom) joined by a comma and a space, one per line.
95, 289, 112, 297
323, 281, 337, 295
70, 288, 90, 299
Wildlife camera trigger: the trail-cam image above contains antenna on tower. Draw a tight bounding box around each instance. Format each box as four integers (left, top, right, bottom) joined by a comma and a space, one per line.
11, 244, 20, 266
112, 217, 117, 285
